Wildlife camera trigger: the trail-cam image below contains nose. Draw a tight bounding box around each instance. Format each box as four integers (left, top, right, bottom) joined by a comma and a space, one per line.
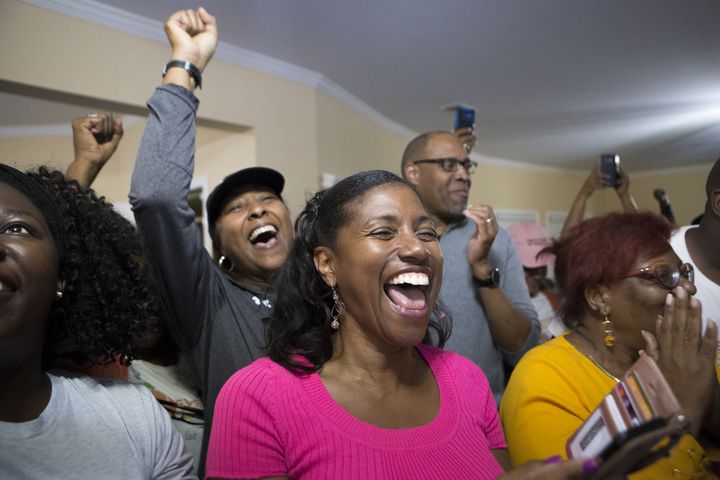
454, 164, 471, 183
247, 200, 267, 219
397, 229, 430, 263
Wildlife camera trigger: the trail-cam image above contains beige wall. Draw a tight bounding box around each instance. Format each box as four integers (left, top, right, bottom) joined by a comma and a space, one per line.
0, 0, 713, 229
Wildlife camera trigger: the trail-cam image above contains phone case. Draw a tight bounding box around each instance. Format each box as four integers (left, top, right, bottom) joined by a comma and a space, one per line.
599, 155, 620, 187
566, 355, 680, 459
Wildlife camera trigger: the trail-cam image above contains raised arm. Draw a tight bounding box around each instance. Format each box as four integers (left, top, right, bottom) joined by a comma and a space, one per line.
464, 204, 539, 353
65, 112, 123, 187
128, 8, 218, 342
614, 167, 638, 213
562, 166, 605, 234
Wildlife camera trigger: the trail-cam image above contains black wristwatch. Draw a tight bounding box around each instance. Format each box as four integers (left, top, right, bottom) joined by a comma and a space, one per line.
473, 267, 500, 288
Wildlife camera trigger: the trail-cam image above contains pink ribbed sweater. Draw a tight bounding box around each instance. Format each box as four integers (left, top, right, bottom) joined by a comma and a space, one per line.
206, 344, 506, 479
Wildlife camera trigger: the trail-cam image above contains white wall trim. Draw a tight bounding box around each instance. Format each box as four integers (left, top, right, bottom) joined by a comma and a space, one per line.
0, 115, 144, 138
21, 0, 416, 141
0, 123, 69, 138
632, 162, 713, 178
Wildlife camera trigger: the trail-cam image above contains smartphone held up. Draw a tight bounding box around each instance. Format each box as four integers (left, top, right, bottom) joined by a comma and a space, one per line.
599, 154, 620, 188
455, 106, 476, 130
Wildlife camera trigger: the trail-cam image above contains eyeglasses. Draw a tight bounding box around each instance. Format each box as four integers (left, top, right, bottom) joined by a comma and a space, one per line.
413, 157, 478, 175
624, 262, 694, 289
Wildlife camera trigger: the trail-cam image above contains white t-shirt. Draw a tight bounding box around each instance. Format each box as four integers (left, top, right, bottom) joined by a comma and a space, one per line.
129, 360, 204, 472
670, 225, 720, 337
532, 291, 567, 339
0, 372, 196, 479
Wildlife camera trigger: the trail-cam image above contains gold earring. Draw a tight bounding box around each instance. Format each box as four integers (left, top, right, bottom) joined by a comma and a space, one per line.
602, 315, 615, 348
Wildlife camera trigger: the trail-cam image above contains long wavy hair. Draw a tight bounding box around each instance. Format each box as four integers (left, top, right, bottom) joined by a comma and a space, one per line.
26, 167, 162, 367
266, 170, 451, 373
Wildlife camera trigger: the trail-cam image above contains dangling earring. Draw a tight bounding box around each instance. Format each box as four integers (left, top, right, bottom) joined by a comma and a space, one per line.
55, 290, 63, 299
218, 255, 234, 272
602, 315, 615, 348
330, 286, 345, 330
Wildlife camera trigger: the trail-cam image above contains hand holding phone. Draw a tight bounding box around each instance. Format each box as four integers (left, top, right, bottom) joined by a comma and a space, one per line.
591, 414, 687, 479
599, 155, 620, 188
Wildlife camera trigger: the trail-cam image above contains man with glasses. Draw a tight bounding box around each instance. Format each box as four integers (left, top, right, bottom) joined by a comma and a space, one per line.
669, 158, 720, 429
401, 131, 539, 404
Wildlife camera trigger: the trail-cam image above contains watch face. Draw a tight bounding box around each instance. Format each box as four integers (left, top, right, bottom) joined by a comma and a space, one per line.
474, 268, 500, 287
489, 268, 500, 285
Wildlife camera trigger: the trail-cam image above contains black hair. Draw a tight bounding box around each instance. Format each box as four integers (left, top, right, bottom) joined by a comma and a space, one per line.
266, 169, 451, 373
23, 167, 161, 367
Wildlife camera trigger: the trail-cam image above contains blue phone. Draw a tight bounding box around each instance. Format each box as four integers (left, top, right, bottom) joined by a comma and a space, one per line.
600, 154, 620, 188
455, 107, 475, 130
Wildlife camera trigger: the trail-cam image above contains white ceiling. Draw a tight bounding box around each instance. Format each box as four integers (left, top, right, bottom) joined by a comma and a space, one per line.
6, 0, 720, 172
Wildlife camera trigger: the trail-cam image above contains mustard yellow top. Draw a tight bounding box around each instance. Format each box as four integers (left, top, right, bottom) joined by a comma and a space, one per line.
500, 334, 715, 479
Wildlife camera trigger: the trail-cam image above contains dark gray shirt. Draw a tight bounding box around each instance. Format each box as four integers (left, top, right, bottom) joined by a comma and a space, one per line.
129, 84, 270, 470
439, 217, 540, 404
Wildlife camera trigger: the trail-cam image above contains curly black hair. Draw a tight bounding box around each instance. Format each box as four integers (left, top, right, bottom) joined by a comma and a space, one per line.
26, 167, 162, 367
266, 170, 451, 374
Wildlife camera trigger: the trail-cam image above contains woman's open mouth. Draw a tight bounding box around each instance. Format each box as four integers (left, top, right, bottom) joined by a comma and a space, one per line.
384, 272, 430, 313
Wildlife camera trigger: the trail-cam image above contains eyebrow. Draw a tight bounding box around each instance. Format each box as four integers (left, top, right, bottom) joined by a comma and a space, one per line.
369, 214, 436, 226
0, 208, 42, 223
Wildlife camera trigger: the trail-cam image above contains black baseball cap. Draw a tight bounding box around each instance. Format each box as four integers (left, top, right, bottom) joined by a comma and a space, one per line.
206, 167, 285, 228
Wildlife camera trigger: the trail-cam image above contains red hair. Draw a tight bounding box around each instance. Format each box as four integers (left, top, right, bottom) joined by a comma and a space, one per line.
545, 212, 673, 327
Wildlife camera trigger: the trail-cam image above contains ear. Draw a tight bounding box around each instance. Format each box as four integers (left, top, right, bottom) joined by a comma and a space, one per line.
711, 188, 720, 217
314, 246, 336, 287
403, 161, 421, 187
585, 284, 611, 316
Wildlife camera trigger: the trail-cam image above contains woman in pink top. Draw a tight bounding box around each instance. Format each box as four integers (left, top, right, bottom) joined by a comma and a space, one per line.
206, 170, 597, 479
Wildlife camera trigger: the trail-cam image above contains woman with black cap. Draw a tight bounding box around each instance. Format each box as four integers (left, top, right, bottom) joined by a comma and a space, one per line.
0, 164, 195, 479
128, 8, 293, 473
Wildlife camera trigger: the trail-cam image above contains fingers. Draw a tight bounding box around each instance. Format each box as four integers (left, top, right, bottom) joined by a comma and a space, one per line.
198, 7, 218, 33
453, 126, 477, 153
657, 293, 674, 356
164, 8, 218, 68
83, 112, 120, 144
641, 328, 659, 361
700, 319, 718, 360
463, 204, 498, 237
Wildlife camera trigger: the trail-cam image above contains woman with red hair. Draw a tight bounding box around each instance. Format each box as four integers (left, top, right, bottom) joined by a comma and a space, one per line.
500, 212, 717, 479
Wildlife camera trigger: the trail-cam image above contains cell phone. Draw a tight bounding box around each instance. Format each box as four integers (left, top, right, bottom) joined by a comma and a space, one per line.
592, 414, 687, 478
597, 416, 666, 462
455, 106, 475, 130
599, 154, 620, 188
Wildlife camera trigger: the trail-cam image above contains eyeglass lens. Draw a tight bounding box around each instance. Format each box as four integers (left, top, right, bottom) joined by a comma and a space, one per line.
655, 263, 693, 288
441, 158, 476, 173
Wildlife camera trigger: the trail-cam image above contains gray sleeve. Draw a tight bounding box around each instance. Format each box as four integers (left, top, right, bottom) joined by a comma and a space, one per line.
146, 390, 198, 480
129, 84, 221, 346
495, 229, 540, 366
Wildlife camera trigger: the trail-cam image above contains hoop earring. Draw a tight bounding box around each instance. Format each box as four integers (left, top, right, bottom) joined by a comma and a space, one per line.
330, 286, 345, 330
602, 315, 615, 348
218, 255, 234, 272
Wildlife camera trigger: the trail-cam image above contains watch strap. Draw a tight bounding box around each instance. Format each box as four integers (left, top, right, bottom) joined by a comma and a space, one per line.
163, 60, 203, 89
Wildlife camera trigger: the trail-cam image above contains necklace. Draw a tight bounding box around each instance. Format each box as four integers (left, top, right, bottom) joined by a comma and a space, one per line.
583, 352, 621, 383
570, 330, 621, 383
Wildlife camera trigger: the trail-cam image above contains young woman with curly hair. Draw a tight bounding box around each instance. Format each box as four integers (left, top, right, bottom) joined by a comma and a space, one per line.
0, 164, 195, 479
